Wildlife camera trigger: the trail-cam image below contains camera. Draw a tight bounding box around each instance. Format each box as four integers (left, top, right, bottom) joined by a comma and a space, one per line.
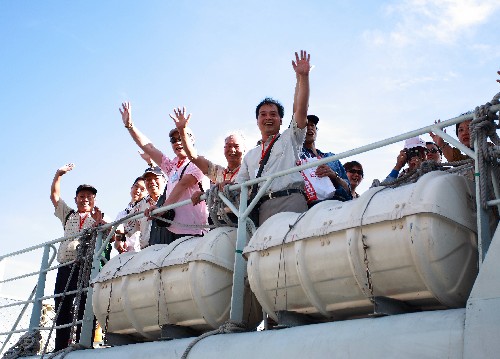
405, 147, 425, 160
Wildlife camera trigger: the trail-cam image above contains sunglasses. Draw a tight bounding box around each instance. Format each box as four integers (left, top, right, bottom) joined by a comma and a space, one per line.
169, 136, 181, 144
347, 169, 364, 177
427, 148, 440, 154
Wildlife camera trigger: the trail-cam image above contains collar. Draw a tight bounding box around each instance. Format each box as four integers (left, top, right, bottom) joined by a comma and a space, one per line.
257, 133, 280, 146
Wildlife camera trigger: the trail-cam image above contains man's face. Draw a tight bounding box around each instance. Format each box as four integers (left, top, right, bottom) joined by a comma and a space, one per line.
224, 135, 243, 164
305, 121, 317, 144
346, 166, 363, 190
74, 190, 95, 213
257, 104, 282, 137
144, 174, 165, 198
169, 131, 188, 158
130, 179, 147, 203
426, 143, 442, 162
458, 120, 471, 148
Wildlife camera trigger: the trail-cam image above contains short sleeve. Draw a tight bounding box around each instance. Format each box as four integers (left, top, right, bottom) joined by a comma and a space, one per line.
54, 199, 74, 228
183, 162, 205, 182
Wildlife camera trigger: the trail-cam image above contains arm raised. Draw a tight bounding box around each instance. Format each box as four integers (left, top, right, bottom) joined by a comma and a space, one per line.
120, 102, 164, 166
50, 163, 74, 208
292, 50, 311, 129
170, 106, 210, 174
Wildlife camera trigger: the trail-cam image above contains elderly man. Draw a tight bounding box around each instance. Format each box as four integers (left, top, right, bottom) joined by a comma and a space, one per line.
50, 163, 108, 351
236, 50, 311, 225
120, 103, 209, 244
299, 114, 351, 206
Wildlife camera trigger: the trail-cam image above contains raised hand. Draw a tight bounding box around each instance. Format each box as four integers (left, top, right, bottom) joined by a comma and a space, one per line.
57, 163, 75, 176
169, 106, 191, 130
119, 102, 133, 127
91, 206, 106, 226
292, 50, 311, 76
395, 150, 407, 170
429, 119, 446, 148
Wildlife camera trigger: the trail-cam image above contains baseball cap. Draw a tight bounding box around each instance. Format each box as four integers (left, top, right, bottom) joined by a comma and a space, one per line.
404, 136, 426, 150
143, 166, 165, 178
307, 115, 319, 125
76, 184, 97, 196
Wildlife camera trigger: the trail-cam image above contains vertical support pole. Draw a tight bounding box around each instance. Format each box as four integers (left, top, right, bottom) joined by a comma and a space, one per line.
230, 185, 249, 322
29, 245, 51, 331
79, 230, 103, 347
474, 138, 491, 264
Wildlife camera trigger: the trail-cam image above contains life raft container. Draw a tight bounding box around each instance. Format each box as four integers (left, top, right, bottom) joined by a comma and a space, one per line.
92, 227, 261, 340
244, 171, 478, 321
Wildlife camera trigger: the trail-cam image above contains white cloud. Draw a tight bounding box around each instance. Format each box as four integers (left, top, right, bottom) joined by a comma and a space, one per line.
365, 0, 500, 46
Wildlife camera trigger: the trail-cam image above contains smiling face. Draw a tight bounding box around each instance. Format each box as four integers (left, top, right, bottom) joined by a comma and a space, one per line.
130, 179, 147, 203
346, 166, 363, 191
457, 120, 471, 148
74, 190, 95, 213
257, 103, 282, 139
224, 135, 244, 167
143, 173, 165, 200
169, 130, 189, 159
304, 120, 317, 145
426, 143, 442, 162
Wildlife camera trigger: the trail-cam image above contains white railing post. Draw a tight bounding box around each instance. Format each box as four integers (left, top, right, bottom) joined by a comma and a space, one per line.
28, 244, 51, 331
230, 185, 249, 322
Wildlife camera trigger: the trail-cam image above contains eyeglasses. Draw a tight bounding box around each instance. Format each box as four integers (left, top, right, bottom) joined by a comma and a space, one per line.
169, 136, 181, 144
347, 169, 364, 177
427, 148, 440, 154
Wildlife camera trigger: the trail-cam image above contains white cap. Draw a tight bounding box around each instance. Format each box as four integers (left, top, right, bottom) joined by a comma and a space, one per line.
404, 136, 426, 150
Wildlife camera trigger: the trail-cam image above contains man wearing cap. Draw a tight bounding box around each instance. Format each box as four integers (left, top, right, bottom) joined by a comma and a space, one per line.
120, 102, 209, 244
236, 50, 311, 225
299, 114, 351, 206
384, 136, 428, 183
50, 163, 108, 351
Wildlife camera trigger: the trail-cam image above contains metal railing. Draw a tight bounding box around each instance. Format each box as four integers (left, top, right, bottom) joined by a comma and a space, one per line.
0, 101, 498, 354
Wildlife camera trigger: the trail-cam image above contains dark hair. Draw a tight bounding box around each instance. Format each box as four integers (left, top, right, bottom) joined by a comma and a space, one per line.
255, 97, 284, 119
344, 161, 363, 172
425, 141, 443, 156
456, 111, 473, 136
132, 176, 144, 186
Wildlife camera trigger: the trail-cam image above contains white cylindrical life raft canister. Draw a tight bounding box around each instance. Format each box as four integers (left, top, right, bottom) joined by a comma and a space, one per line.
243, 172, 478, 321
92, 227, 261, 340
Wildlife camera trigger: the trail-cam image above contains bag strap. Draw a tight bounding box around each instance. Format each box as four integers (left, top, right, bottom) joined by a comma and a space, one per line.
250, 134, 281, 199
179, 161, 204, 192
64, 210, 75, 227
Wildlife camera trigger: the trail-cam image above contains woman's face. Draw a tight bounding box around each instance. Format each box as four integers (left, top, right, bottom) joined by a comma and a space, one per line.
457, 120, 471, 148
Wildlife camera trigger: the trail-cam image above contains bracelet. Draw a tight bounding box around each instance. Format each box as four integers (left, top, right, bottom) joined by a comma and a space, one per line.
148, 162, 153, 168
125, 123, 133, 129
441, 142, 449, 149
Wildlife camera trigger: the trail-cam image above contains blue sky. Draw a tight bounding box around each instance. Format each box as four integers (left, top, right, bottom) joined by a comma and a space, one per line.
0, 1, 499, 297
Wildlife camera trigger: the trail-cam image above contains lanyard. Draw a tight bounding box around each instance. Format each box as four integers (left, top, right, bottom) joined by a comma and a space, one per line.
223, 165, 240, 182
79, 213, 89, 230
176, 158, 186, 169
260, 135, 279, 164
